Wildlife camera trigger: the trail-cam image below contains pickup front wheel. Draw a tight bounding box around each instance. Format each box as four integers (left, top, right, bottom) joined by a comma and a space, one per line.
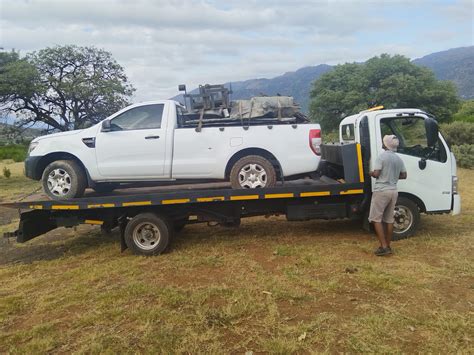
230, 155, 277, 189
42, 160, 87, 200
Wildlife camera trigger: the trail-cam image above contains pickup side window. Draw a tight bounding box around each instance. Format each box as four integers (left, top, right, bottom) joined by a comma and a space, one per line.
380, 116, 447, 162
176, 105, 185, 128
110, 104, 163, 131
341, 123, 355, 142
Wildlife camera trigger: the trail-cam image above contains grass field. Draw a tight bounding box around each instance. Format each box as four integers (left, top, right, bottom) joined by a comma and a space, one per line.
0, 162, 473, 353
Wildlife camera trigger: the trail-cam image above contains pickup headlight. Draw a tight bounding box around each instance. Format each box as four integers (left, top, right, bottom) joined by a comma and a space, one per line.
28, 141, 39, 155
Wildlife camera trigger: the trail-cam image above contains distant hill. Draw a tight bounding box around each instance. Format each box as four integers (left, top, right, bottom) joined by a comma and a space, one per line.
225, 65, 333, 113
175, 46, 474, 113
413, 46, 474, 99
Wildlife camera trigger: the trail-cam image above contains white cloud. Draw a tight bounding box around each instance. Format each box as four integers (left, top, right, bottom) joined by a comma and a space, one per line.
0, 0, 472, 101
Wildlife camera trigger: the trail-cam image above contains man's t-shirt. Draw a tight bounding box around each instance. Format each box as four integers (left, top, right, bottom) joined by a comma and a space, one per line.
372, 150, 407, 192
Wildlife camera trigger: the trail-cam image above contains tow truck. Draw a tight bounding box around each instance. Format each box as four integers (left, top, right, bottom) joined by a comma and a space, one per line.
2, 107, 461, 256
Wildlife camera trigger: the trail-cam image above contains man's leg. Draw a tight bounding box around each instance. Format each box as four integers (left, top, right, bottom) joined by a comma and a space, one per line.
373, 222, 388, 248
385, 222, 394, 248
369, 192, 391, 255
382, 191, 398, 250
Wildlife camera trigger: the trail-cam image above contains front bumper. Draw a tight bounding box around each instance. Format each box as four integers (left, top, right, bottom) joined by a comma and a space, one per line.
452, 194, 461, 216
24, 156, 42, 180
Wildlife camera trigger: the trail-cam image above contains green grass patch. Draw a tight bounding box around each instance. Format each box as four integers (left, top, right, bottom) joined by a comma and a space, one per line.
0, 144, 28, 162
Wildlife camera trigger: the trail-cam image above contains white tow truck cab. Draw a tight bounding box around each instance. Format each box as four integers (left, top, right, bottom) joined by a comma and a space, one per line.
339, 107, 461, 232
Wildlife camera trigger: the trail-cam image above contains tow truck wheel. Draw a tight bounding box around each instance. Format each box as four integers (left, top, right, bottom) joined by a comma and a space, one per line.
392, 197, 420, 240
124, 213, 170, 256
41, 160, 87, 200
230, 155, 277, 189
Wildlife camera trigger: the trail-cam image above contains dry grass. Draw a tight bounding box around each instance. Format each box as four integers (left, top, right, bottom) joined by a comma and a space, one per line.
0, 167, 473, 353
0, 161, 40, 201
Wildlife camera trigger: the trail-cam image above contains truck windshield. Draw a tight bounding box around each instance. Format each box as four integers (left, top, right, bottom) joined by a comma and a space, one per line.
380, 116, 447, 162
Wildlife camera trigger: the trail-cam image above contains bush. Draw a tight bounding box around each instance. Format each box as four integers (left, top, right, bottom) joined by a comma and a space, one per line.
440, 121, 474, 146
451, 144, 474, 169
323, 130, 340, 143
0, 144, 28, 162
453, 100, 474, 123
3, 166, 11, 178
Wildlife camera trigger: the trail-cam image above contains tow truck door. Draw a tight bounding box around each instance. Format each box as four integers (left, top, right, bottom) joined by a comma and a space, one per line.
373, 113, 452, 212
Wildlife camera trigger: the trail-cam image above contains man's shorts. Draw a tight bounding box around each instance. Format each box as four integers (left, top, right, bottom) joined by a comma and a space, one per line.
368, 190, 398, 224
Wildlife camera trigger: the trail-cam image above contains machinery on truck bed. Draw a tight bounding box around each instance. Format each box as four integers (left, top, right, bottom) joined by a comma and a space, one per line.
3, 107, 461, 256
178, 83, 308, 129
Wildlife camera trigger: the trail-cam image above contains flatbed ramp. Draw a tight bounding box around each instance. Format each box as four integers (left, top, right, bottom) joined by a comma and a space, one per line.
2, 143, 369, 255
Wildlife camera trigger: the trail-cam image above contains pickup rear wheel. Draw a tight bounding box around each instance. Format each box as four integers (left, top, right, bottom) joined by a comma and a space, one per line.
124, 213, 171, 256
41, 160, 87, 200
230, 155, 277, 189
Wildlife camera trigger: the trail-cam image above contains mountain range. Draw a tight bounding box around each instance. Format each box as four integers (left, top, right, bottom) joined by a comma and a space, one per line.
175, 46, 474, 113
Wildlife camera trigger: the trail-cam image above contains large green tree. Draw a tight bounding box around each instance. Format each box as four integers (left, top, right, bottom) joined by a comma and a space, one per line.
309, 54, 460, 131
0, 45, 135, 131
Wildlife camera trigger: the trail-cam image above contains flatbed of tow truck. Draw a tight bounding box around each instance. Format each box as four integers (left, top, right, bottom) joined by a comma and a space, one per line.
3, 143, 373, 255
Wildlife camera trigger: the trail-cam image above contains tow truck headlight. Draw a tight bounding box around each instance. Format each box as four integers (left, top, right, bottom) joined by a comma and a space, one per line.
28, 142, 38, 155
452, 176, 459, 194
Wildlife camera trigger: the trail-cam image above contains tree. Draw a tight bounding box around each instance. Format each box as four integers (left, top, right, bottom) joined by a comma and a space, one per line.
309, 54, 460, 131
453, 100, 474, 123
0, 45, 135, 131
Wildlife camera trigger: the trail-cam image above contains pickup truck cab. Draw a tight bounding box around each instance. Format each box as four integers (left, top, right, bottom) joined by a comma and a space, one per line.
25, 100, 321, 200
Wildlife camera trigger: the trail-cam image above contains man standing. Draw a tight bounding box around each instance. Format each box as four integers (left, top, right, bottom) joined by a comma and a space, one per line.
369, 135, 407, 256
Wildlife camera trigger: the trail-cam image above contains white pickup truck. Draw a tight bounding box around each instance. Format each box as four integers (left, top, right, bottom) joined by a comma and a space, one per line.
25, 100, 322, 199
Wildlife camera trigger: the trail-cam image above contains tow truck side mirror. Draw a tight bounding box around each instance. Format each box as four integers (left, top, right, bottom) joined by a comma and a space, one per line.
101, 120, 111, 132
425, 117, 438, 147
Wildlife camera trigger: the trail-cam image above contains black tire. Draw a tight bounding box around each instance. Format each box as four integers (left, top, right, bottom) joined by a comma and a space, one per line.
124, 213, 170, 256
41, 160, 87, 200
230, 155, 277, 189
93, 183, 118, 194
392, 196, 420, 240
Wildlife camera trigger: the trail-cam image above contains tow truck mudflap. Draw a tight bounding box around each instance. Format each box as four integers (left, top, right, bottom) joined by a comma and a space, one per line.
3, 210, 58, 243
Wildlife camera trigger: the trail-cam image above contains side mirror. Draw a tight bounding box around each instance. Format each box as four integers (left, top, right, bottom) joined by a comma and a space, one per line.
419, 158, 427, 170
101, 120, 111, 132
425, 117, 438, 147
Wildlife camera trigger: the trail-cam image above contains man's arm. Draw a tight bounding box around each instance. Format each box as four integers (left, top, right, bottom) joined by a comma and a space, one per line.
370, 170, 381, 178
399, 160, 407, 179
370, 155, 383, 178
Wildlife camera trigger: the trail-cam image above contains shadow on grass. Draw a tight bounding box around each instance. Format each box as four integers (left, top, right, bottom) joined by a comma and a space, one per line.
0, 218, 374, 263
169, 218, 371, 252
0, 226, 119, 265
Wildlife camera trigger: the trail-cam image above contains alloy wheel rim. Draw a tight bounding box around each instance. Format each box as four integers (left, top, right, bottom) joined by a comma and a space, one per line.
47, 168, 72, 197
238, 163, 267, 188
133, 222, 161, 250
394, 205, 414, 234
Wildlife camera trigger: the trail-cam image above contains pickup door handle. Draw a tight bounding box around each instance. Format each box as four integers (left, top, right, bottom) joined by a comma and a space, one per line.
145, 135, 160, 140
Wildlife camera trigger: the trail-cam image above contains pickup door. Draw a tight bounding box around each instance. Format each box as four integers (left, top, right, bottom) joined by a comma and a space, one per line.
95, 103, 170, 179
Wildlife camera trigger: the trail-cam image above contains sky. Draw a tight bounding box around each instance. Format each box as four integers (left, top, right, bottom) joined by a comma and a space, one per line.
0, 0, 473, 102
